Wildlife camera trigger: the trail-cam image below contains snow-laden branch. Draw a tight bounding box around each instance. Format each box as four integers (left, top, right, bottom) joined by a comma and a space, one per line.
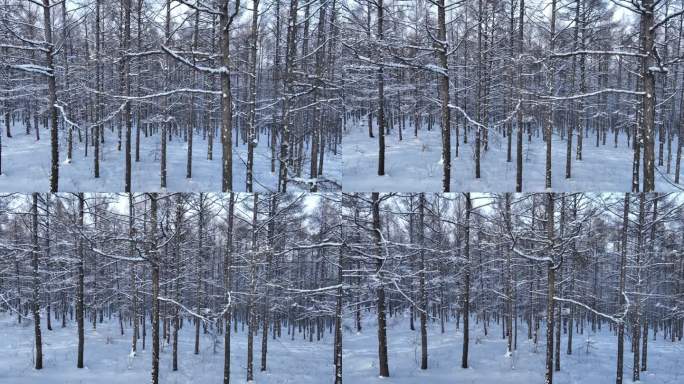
539, 89, 645, 101
549, 50, 646, 59
553, 295, 628, 324
511, 246, 554, 263
161, 45, 229, 75
0, 44, 49, 53
91, 247, 146, 262
54, 103, 80, 129
157, 296, 212, 322
107, 88, 221, 100
6, 64, 53, 77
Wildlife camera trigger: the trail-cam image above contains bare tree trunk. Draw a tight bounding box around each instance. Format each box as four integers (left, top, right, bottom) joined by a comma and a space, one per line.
31, 193, 42, 369
437, 0, 450, 191
246, 0, 259, 192
94, 0, 101, 178
615, 193, 629, 384
462, 193, 471, 368
123, 0, 132, 191
43, 0, 59, 192
640, 0, 656, 191
515, 0, 525, 192
149, 193, 160, 384
371, 192, 389, 377
545, 0, 557, 190
247, 193, 259, 381
77, 193, 85, 368
278, 0, 299, 192
172, 195, 183, 370
223, 193, 235, 384
376, 0, 386, 176
418, 193, 428, 369
129, 194, 138, 355
545, 193, 556, 384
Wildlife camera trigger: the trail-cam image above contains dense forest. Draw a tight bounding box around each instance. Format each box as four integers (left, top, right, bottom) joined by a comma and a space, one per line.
0, 192, 343, 383
341, 0, 684, 192
342, 192, 683, 383
1, 192, 682, 383
0, 0, 343, 192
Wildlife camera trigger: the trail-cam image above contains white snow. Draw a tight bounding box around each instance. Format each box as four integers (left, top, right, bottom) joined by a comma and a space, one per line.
0, 122, 341, 192
0, 313, 335, 384
345, 314, 684, 383
342, 119, 681, 192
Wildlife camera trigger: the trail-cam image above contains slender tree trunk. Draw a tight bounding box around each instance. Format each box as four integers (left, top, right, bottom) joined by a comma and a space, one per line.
372, 192, 390, 377
123, 0, 132, 191
376, 1, 386, 176
223, 193, 235, 384
418, 193, 428, 369
149, 193, 160, 384
43, 0, 59, 192
77, 193, 85, 368
437, 0, 451, 191
246, 0, 259, 191
545, 193, 555, 384
462, 193, 471, 368
640, 0, 656, 191
31, 193, 42, 370
515, 0, 525, 192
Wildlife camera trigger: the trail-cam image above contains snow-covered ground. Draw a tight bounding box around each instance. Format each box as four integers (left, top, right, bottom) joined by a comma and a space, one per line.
343, 119, 682, 192
2, 312, 682, 383
0, 313, 335, 384
345, 314, 684, 384
0, 124, 341, 192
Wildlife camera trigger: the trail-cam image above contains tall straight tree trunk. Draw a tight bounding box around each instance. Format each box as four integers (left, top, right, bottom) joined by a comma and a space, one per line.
187, 10, 199, 179
376, 1, 386, 176
122, 0, 132, 191
334, 222, 343, 384
310, 1, 328, 190
94, 0, 102, 177
633, 192, 645, 381
261, 195, 277, 371
247, 193, 259, 381
220, 0, 238, 191
195, 193, 205, 355
135, 0, 142, 162
223, 193, 235, 384
418, 193, 428, 369
437, 0, 451, 191
246, 0, 259, 191
640, 0, 656, 191
77, 193, 85, 368
545, 0, 557, 190
505, 193, 513, 354
371, 192, 389, 377
43, 0, 59, 192
31, 193, 42, 369
149, 193, 160, 384
462, 193, 471, 368
173, 195, 183, 370
161, 1, 170, 189
616, 193, 629, 384
129, 193, 138, 355
62, 1, 72, 163
475, 0, 483, 179
44, 194, 52, 331
545, 193, 555, 384
278, 0, 299, 192
515, 0, 525, 192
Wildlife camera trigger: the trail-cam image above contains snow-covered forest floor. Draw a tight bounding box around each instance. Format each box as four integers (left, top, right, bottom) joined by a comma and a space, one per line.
342, 120, 681, 192
345, 315, 684, 384
0, 123, 341, 192
0, 314, 335, 384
